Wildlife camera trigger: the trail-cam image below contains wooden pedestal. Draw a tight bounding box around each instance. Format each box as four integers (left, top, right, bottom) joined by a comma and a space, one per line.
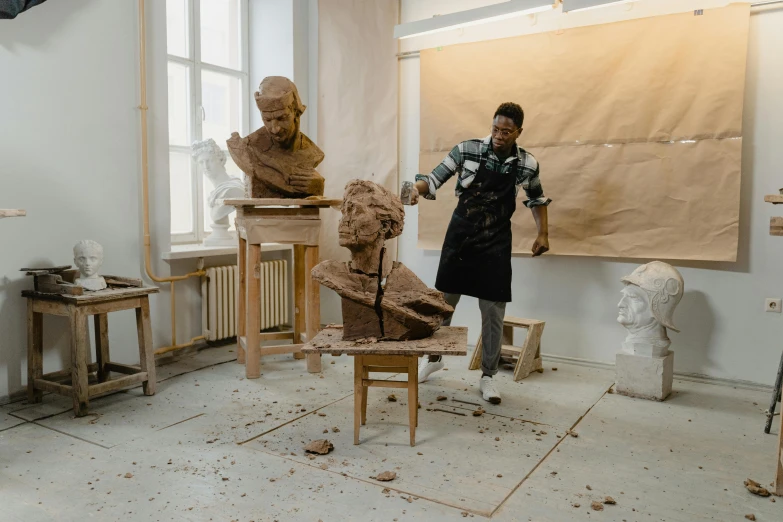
22, 286, 159, 417
228, 198, 341, 379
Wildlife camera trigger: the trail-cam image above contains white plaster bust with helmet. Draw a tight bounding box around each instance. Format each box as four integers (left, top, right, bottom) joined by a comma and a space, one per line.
617, 261, 684, 357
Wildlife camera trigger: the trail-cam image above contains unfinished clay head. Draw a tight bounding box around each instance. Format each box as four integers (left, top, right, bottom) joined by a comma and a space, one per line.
338, 180, 404, 277
256, 76, 305, 149
191, 139, 228, 185
617, 261, 683, 357
73, 240, 107, 291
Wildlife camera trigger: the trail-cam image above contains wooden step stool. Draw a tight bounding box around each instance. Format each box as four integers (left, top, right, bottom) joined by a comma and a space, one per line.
469, 316, 545, 381
23, 286, 159, 417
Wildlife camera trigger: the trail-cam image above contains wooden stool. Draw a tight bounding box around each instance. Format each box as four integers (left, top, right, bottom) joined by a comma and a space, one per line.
302, 325, 468, 447
469, 316, 545, 381
228, 198, 341, 379
23, 286, 159, 417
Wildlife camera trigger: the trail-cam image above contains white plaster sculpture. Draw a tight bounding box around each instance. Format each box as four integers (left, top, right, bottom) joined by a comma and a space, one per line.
615, 261, 684, 401
73, 240, 107, 291
191, 139, 246, 246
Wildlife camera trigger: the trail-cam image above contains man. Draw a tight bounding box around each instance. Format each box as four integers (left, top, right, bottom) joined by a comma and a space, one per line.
227, 76, 325, 198
410, 102, 550, 404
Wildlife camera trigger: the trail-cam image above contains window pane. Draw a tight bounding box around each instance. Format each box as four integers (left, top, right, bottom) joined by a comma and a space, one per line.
201, 70, 242, 144
170, 151, 194, 234
203, 151, 242, 232
200, 0, 241, 69
166, 0, 189, 58
167, 62, 191, 146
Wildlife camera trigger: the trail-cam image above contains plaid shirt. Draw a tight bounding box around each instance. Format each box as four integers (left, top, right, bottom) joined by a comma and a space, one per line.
416, 135, 550, 208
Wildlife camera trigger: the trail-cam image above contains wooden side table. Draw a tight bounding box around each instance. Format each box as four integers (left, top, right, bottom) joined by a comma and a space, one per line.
302, 325, 468, 447
227, 198, 341, 379
22, 286, 159, 417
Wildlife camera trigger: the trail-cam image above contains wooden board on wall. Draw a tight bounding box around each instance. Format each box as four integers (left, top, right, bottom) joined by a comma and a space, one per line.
418, 4, 750, 262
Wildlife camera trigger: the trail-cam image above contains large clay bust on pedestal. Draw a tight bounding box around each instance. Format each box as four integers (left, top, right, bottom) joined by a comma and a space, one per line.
227, 76, 325, 198
617, 261, 684, 357
312, 180, 453, 341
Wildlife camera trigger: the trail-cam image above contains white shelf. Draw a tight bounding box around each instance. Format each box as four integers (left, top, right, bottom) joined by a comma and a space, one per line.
162, 242, 292, 261
0, 209, 26, 219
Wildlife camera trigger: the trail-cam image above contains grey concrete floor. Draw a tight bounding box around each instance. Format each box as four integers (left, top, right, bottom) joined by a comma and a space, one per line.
0, 345, 780, 521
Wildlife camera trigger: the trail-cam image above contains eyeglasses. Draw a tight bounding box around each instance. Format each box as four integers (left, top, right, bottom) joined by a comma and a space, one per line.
491, 126, 519, 138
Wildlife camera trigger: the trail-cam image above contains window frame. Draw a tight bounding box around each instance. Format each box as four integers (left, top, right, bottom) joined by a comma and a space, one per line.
167, 0, 250, 244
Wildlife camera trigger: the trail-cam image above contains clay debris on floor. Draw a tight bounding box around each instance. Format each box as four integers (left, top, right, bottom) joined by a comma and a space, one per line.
1, 344, 781, 521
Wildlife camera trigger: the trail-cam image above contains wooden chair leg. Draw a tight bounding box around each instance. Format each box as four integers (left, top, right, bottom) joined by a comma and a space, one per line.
354, 356, 363, 445
136, 297, 156, 396
361, 364, 369, 425
27, 300, 43, 404
513, 323, 545, 382
94, 313, 110, 383
293, 244, 306, 360
237, 236, 247, 365
246, 243, 262, 379
408, 356, 418, 446
469, 335, 483, 371
305, 245, 322, 373
69, 308, 89, 416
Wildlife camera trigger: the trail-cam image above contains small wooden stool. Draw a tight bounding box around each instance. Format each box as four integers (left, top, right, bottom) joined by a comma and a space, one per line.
469, 316, 545, 381
302, 325, 468, 447
228, 198, 341, 379
23, 286, 159, 417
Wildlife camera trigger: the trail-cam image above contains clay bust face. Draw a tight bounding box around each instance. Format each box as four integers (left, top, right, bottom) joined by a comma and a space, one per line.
74, 240, 103, 278
338, 201, 389, 250
262, 106, 299, 149
617, 284, 657, 332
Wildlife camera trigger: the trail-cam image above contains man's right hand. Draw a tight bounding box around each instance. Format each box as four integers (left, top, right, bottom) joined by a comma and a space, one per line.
409, 179, 429, 206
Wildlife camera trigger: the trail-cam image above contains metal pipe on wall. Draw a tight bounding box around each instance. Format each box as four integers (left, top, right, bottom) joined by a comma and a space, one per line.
137, 0, 207, 355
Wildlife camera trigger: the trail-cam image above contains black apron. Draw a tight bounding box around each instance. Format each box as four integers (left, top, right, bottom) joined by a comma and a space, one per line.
435, 156, 516, 303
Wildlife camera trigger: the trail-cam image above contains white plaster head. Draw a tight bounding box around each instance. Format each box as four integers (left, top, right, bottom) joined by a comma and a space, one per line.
191, 138, 228, 184
73, 240, 104, 279
619, 261, 684, 333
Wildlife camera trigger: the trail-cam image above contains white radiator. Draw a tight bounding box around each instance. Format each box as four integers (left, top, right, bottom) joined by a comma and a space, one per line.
202, 261, 289, 342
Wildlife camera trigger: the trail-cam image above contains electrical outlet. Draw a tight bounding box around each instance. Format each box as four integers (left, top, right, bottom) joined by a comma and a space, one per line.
765, 298, 782, 313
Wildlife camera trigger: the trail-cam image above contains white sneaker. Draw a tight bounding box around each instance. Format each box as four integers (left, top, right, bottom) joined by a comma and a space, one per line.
480, 376, 501, 404
418, 358, 445, 383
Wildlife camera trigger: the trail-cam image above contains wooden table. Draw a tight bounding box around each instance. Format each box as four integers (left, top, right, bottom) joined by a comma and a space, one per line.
226, 198, 341, 379
302, 325, 468, 446
23, 286, 159, 416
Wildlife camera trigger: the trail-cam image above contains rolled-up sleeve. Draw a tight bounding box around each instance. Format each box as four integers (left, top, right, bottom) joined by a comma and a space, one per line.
415, 144, 463, 201
517, 153, 551, 208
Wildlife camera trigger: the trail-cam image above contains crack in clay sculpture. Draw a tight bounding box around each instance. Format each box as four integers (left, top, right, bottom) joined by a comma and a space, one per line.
312, 180, 453, 341
227, 76, 325, 198
191, 138, 245, 245
617, 261, 684, 357
73, 240, 106, 291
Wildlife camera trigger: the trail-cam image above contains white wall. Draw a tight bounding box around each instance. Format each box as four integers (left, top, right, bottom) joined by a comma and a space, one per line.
398, 0, 783, 384
0, 0, 174, 400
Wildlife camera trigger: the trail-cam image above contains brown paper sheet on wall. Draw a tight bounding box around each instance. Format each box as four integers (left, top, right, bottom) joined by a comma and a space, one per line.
317, 0, 399, 263
418, 4, 749, 262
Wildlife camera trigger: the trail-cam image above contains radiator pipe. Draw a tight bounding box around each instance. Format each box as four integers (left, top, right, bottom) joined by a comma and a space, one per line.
137, 0, 206, 355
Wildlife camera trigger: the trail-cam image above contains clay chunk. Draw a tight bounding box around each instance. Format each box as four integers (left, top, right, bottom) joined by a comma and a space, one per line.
744, 478, 771, 497
374, 471, 397, 482
591, 501, 603, 511
304, 439, 334, 455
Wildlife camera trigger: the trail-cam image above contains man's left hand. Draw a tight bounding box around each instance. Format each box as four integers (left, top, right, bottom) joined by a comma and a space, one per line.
531, 234, 549, 257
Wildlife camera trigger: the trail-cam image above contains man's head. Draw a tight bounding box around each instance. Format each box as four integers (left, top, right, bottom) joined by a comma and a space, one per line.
338, 180, 404, 252
491, 102, 524, 156
191, 139, 227, 182
73, 240, 104, 278
255, 76, 305, 149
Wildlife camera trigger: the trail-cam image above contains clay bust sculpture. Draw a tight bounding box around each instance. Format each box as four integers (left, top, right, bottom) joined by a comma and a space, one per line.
227, 76, 325, 198
617, 261, 684, 357
73, 240, 107, 291
312, 180, 453, 341
191, 138, 245, 245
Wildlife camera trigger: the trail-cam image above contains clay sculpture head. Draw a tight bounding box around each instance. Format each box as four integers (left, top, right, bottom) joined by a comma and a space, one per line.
255, 76, 305, 150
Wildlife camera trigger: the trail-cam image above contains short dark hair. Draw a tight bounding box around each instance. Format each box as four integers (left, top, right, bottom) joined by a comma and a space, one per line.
494, 102, 524, 129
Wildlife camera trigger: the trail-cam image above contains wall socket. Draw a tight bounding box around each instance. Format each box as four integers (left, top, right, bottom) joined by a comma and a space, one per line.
765, 298, 782, 313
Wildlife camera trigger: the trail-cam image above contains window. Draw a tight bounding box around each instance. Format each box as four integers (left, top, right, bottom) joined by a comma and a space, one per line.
166, 0, 249, 243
